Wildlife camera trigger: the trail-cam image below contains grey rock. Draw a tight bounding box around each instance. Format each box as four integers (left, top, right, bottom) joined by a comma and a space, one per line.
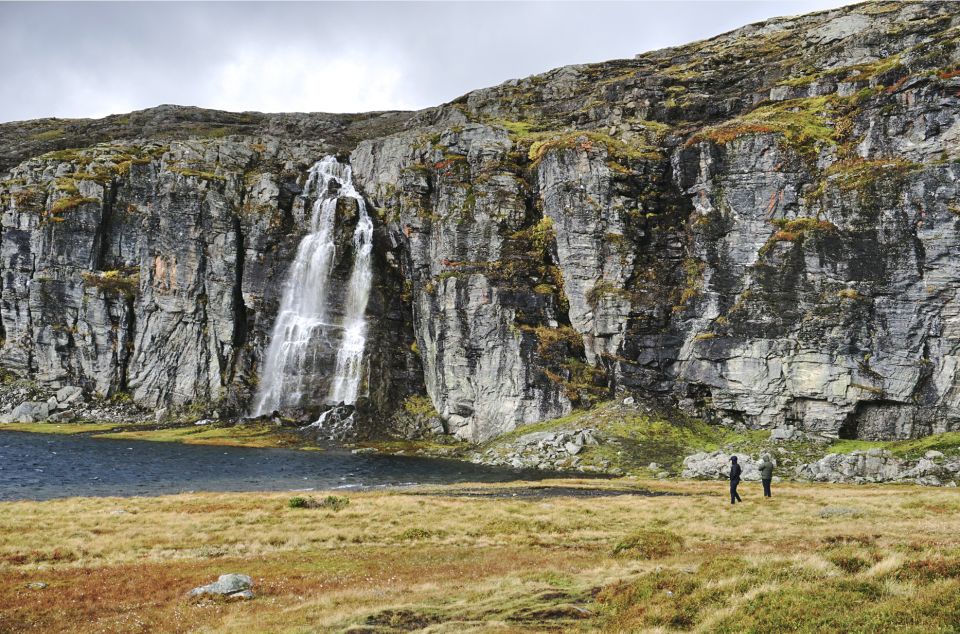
819, 507, 863, 519
770, 427, 796, 441
25, 582, 47, 590
55, 386, 82, 403
682, 451, 761, 480
10, 401, 49, 423
229, 590, 255, 600
188, 573, 253, 597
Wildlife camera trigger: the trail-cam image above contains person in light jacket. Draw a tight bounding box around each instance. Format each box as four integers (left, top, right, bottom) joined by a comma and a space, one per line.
758, 454, 774, 498
729, 455, 742, 504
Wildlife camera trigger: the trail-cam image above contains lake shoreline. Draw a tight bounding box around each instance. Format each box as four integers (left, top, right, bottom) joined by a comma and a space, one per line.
0, 430, 557, 501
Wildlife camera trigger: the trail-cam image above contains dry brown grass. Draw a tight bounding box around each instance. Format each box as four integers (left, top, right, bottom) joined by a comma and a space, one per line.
1, 479, 959, 632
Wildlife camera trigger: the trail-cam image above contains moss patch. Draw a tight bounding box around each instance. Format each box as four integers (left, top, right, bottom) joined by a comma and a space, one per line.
0, 422, 120, 435
828, 432, 960, 460
94, 423, 316, 449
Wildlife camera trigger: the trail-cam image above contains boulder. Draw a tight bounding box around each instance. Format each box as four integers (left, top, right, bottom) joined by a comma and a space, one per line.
681, 451, 760, 480
10, 401, 49, 423
770, 427, 796, 441
55, 386, 83, 404
189, 573, 253, 598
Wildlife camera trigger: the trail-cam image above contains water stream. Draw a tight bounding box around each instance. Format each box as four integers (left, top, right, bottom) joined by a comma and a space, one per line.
253, 156, 373, 427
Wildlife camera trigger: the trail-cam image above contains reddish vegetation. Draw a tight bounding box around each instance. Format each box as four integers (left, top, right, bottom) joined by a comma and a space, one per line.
772, 230, 800, 242
0, 546, 596, 633
687, 123, 777, 147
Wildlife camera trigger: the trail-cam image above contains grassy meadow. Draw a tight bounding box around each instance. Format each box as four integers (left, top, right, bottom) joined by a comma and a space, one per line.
2, 479, 960, 633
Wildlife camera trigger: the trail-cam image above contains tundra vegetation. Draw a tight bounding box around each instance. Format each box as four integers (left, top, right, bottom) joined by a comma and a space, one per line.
2, 480, 960, 632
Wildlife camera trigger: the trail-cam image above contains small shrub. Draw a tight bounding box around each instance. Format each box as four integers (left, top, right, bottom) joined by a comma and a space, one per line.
318, 495, 350, 511
826, 549, 871, 573
938, 67, 960, 80
772, 230, 799, 242
403, 395, 437, 417
288, 495, 349, 511
612, 529, 684, 559
82, 269, 140, 298
288, 496, 309, 509
399, 527, 436, 540
896, 557, 960, 581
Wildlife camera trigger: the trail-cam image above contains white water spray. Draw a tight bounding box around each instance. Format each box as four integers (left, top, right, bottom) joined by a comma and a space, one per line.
253, 156, 373, 421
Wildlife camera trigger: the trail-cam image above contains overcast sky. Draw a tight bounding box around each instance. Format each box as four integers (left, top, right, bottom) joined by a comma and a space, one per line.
1, 1, 855, 123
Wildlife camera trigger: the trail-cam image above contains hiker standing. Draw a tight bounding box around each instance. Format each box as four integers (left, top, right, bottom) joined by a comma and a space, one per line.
759, 454, 774, 498
729, 455, 742, 504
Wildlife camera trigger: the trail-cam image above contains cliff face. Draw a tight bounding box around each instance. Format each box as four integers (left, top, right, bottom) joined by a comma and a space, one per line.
2, 2, 960, 441
0, 135, 422, 422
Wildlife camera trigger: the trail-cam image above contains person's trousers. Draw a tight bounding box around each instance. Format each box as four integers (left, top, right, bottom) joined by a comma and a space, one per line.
730, 480, 741, 504
762, 478, 772, 497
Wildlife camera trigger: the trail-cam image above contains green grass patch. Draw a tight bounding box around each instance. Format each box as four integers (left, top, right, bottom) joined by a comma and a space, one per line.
690, 96, 837, 161
612, 529, 684, 558
527, 130, 662, 165
485, 401, 770, 474
30, 128, 65, 142
828, 431, 960, 460
402, 394, 438, 417
0, 422, 120, 435
94, 423, 314, 449
49, 196, 99, 215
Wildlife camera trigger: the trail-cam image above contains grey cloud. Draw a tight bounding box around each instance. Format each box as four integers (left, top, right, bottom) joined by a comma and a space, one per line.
1, 1, 855, 123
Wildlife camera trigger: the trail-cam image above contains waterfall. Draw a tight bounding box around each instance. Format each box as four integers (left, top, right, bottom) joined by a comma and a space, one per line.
253, 156, 373, 420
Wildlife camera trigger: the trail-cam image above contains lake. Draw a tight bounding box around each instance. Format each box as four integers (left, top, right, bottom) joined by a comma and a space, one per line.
0, 431, 552, 500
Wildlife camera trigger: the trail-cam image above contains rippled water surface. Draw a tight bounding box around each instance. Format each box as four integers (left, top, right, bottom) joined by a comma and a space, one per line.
0, 431, 549, 501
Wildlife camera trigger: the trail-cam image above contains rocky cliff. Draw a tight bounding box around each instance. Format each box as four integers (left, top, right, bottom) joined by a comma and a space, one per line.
2, 1, 959, 442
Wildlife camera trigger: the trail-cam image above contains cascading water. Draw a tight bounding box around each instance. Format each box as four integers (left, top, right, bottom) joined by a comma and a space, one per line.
252, 156, 373, 431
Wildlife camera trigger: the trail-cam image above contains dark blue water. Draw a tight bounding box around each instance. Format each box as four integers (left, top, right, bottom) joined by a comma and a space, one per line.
0, 431, 551, 501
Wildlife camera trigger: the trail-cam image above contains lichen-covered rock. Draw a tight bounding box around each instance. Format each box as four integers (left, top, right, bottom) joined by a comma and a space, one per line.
681, 451, 762, 481
795, 449, 960, 486
188, 573, 253, 598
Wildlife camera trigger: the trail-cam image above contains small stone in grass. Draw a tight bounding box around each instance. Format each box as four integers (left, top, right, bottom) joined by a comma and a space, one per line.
189, 573, 253, 597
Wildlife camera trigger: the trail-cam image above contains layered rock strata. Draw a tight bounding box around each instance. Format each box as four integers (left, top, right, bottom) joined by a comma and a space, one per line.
2, 2, 960, 442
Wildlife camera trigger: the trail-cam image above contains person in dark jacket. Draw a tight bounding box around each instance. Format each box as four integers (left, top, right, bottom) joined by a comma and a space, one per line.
729, 455, 742, 504
758, 454, 774, 498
